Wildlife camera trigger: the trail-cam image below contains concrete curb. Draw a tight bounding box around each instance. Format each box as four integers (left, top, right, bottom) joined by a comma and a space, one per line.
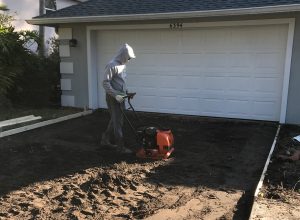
0, 110, 93, 138
0, 115, 42, 128
249, 124, 281, 219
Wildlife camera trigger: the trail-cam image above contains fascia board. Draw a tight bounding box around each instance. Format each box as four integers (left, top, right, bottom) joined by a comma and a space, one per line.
27, 4, 300, 25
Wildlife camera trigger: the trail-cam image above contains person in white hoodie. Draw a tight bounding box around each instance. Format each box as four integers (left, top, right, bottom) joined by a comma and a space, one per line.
101, 44, 136, 153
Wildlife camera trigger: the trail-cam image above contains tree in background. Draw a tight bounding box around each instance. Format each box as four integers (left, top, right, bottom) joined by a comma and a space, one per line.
0, 9, 60, 108
0, 10, 24, 98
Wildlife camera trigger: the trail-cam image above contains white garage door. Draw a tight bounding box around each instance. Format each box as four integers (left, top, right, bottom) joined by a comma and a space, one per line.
97, 24, 288, 121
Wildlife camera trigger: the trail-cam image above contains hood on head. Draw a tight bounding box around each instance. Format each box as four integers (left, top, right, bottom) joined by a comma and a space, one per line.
113, 43, 136, 64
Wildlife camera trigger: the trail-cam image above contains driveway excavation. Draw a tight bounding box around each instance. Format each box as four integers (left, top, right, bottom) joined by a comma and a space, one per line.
0, 111, 277, 219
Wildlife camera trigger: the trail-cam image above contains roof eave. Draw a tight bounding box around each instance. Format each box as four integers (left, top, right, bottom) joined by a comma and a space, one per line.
26, 4, 300, 25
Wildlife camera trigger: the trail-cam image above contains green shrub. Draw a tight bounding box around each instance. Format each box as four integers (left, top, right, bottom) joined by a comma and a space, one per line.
7, 39, 61, 107
0, 11, 61, 108
0, 13, 24, 97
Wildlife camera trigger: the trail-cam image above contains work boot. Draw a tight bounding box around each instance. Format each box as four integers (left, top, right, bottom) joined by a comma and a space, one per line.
101, 134, 117, 148
118, 146, 133, 154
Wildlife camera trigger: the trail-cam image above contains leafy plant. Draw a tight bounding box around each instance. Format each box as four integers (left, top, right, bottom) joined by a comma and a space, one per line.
0, 12, 24, 96
7, 38, 61, 107
0, 11, 61, 107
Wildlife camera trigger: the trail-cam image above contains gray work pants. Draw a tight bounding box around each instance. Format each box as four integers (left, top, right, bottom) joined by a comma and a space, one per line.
103, 94, 125, 147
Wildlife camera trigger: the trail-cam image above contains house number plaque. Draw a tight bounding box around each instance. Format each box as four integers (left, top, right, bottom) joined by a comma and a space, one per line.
169, 23, 183, 29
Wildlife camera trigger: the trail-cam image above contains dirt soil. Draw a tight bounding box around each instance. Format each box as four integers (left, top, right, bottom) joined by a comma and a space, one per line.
251, 125, 300, 220
0, 110, 277, 220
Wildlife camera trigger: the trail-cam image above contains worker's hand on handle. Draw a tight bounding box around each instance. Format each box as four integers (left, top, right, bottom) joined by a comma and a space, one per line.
115, 95, 125, 103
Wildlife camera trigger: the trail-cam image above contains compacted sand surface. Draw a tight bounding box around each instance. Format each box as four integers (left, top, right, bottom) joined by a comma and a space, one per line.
0, 111, 277, 219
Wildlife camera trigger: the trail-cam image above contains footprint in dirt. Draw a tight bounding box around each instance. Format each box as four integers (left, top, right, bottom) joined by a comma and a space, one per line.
0, 212, 9, 218
8, 207, 20, 216
71, 196, 85, 206
101, 189, 115, 198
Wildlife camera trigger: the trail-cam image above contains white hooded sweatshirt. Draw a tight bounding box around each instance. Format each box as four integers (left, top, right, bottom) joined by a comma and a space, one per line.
102, 44, 136, 98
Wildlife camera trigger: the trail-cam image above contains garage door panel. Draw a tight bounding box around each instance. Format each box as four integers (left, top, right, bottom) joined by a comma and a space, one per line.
157, 76, 178, 89
203, 71, 229, 78
128, 68, 179, 77
251, 72, 282, 78
181, 76, 203, 89
254, 26, 288, 50
148, 67, 180, 76
182, 31, 206, 53
158, 97, 178, 111
203, 91, 233, 99
128, 75, 157, 88
226, 90, 252, 98
127, 67, 160, 76
231, 29, 256, 50
97, 32, 118, 50
132, 53, 159, 65
203, 99, 226, 114
134, 95, 157, 109
179, 90, 203, 98
227, 72, 250, 78
255, 52, 286, 69
156, 54, 182, 66
180, 68, 205, 77
231, 26, 288, 52
160, 31, 181, 53
132, 54, 158, 65
180, 54, 205, 66
249, 94, 281, 101
156, 89, 178, 97
226, 100, 251, 115
127, 87, 157, 96
254, 77, 282, 93
228, 77, 251, 91
97, 24, 288, 121
115, 32, 136, 48
204, 76, 228, 91
203, 53, 228, 67
203, 29, 231, 51
253, 101, 278, 117
135, 30, 161, 51
229, 53, 254, 67
179, 97, 201, 114
127, 68, 157, 76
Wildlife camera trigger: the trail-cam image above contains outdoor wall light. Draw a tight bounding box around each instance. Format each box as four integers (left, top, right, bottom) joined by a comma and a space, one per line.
69, 39, 77, 47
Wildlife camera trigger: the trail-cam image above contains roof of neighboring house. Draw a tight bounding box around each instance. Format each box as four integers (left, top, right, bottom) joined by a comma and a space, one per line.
27, 0, 300, 24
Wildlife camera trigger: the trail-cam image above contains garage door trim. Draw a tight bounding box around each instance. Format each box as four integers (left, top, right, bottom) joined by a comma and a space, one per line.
87, 18, 295, 123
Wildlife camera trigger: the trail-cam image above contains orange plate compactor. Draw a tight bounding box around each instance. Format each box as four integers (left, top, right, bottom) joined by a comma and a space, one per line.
121, 93, 174, 160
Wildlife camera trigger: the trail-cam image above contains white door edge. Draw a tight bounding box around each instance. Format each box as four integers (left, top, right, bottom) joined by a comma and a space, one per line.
87, 30, 99, 109
280, 20, 295, 123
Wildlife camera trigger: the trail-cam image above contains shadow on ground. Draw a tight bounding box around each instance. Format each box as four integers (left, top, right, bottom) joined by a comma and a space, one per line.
0, 110, 277, 219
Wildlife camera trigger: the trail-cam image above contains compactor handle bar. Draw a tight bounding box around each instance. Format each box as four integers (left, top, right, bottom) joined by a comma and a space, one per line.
121, 92, 169, 133
123, 92, 136, 100
123, 92, 136, 108
120, 92, 139, 136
